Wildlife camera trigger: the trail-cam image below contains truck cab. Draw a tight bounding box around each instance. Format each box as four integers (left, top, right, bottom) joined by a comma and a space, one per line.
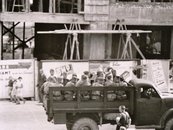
46, 79, 173, 130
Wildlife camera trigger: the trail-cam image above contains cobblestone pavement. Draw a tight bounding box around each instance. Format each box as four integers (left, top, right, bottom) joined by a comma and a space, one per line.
0, 101, 154, 130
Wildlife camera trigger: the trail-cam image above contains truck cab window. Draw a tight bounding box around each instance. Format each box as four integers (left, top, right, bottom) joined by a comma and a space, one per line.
140, 87, 159, 98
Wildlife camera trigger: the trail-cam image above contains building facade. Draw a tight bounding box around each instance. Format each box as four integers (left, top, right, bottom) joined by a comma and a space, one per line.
0, 0, 173, 60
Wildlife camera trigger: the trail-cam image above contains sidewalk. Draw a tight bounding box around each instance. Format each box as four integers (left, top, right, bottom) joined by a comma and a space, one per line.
0, 101, 152, 130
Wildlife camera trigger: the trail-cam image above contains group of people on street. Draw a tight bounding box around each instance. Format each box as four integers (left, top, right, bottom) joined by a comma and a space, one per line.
7, 76, 25, 105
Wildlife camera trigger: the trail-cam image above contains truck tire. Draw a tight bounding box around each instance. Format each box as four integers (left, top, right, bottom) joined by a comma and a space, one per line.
165, 118, 173, 130
71, 117, 99, 130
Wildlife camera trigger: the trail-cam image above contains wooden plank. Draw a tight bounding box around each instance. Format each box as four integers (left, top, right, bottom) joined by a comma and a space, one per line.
37, 30, 152, 34
0, 12, 89, 24
85, 0, 109, 5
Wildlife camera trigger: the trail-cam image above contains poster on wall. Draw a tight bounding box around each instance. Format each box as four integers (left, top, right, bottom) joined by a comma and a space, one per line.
89, 60, 137, 82
41, 61, 89, 80
141, 60, 169, 92
0, 59, 35, 99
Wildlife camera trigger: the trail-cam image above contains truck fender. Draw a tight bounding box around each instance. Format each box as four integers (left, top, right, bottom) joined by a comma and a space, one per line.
160, 108, 173, 127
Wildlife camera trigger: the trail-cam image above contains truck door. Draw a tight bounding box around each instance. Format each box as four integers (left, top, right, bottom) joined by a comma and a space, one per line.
136, 86, 162, 126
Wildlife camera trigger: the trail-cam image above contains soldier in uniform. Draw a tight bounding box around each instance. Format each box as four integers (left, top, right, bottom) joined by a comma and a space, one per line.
76, 75, 91, 100
64, 74, 78, 101
91, 76, 104, 100
52, 76, 64, 101
38, 69, 47, 103
105, 74, 117, 101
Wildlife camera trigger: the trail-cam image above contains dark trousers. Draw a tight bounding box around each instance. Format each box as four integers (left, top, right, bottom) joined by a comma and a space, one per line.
38, 87, 43, 102
116, 125, 121, 130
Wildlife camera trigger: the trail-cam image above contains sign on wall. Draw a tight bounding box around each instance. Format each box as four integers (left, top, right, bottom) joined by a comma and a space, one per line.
89, 61, 136, 81
142, 60, 169, 92
0, 59, 35, 99
41, 61, 89, 80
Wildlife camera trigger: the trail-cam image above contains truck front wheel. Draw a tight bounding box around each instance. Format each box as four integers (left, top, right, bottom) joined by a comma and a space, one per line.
165, 118, 173, 130
71, 117, 99, 130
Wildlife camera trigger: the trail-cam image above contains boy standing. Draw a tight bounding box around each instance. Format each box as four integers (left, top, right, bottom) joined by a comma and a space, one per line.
116, 105, 131, 130
16, 77, 26, 104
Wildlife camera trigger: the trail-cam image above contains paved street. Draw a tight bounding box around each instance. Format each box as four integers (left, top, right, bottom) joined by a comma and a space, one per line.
0, 101, 154, 130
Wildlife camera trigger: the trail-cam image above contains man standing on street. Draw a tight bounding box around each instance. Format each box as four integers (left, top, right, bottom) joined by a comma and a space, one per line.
38, 69, 47, 103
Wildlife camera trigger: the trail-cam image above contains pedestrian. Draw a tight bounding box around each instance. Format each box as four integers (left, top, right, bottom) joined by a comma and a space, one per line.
11, 79, 17, 103
38, 69, 47, 103
116, 105, 131, 130
15, 77, 26, 104
42, 69, 57, 109
7, 76, 14, 102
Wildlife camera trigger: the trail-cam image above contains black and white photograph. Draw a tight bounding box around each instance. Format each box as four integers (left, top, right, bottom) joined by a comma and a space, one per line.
0, 0, 173, 130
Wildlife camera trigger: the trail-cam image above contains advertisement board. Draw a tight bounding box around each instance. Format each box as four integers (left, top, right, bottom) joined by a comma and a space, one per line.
141, 60, 169, 92
0, 59, 35, 99
89, 60, 137, 81
41, 60, 170, 93
41, 61, 89, 80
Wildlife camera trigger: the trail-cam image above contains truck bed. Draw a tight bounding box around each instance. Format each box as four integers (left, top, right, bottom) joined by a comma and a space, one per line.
47, 86, 135, 123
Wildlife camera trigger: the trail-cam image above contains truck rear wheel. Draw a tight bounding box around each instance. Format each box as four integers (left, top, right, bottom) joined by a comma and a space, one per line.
71, 117, 99, 130
165, 118, 173, 130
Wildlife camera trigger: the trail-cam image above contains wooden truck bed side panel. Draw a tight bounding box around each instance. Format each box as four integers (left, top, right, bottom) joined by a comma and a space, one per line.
47, 86, 135, 124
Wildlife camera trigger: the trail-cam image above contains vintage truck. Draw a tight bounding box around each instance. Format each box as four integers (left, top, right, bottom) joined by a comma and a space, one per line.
46, 79, 173, 130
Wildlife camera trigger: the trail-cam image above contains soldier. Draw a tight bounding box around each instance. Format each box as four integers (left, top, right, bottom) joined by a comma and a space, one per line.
43, 69, 57, 109
76, 75, 91, 100
64, 74, 78, 101
76, 75, 90, 87
91, 76, 104, 100
105, 74, 117, 101
38, 69, 47, 103
52, 76, 64, 101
